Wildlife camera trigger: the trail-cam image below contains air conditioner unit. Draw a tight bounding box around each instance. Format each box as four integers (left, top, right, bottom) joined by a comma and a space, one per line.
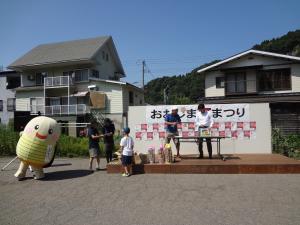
88, 84, 96, 89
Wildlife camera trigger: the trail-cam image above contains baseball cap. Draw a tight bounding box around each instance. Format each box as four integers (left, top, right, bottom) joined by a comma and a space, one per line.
171, 106, 178, 111
123, 127, 130, 134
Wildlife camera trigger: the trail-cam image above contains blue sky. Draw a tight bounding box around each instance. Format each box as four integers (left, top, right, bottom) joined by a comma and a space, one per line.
0, 0, 299, 85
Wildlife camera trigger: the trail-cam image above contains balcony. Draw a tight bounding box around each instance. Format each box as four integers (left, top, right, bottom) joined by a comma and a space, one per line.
45, 104, 90, 115
44, 76, 74, 88
30, 104, 90, 115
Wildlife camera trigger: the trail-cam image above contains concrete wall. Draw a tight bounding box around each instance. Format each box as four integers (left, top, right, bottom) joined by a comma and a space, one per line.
128, 103, 272, 155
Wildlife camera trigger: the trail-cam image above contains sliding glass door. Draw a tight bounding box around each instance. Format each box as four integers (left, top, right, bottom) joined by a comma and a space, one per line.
225, 72, 246, 95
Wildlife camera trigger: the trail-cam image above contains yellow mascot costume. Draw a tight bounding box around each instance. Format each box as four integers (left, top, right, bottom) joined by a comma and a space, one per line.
14, 116, 61, 180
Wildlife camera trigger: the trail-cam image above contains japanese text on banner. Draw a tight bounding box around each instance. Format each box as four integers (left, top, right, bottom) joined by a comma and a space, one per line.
146, 104, 249, 123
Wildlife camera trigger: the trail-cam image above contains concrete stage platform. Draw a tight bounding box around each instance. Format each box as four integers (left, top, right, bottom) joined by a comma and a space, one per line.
107, 154, 300, 174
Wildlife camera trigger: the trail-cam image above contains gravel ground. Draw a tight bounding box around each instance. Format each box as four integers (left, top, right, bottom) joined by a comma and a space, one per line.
0, 157, 300, 225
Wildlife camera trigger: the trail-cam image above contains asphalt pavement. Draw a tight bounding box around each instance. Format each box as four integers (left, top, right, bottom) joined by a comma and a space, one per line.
0, 157, 299, 225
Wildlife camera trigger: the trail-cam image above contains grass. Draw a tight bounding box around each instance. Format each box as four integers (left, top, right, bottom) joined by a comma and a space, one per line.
0, 124, 121, 157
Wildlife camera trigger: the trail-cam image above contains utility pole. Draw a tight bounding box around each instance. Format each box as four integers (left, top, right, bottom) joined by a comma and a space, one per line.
142, 60, 145, 90
164, 85, 169, 104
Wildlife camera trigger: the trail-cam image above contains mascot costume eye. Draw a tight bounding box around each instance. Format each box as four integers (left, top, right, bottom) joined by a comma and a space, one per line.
14, 116, 61, 180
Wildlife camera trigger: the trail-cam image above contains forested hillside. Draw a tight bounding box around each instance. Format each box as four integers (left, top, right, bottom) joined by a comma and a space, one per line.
144, 29, 300, 105
144, 60, 219, 105
253, 30, 300, 56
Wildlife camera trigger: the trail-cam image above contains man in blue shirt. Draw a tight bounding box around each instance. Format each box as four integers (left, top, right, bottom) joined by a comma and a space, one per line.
165, 106, 181, 157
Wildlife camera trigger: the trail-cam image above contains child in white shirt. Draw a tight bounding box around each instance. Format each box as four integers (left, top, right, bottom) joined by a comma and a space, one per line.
120, 127, 134, 177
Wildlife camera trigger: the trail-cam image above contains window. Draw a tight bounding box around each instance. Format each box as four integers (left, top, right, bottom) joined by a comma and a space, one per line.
7, 98, 15, 111
0, 100, 3, 111
61, 96, 77, 105
216, 77, 225, 88
49, 97, 61, 106
106, 53, 109, 61
78, 96, 88, 105
36, 72, 47, 85
129, 91, 134, 105
258, 68, 291, 91
74, 69, 89, 82
225, 72, 246, 94
91, 70, 99, 79
102, 51, 105, 60
63, 71, 74, 77
30, 98, 44, 114
7, 76, 21, 89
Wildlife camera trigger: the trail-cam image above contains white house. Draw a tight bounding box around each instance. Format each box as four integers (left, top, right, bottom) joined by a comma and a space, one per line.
8, 36, 144, 135
197, 49, 300, 134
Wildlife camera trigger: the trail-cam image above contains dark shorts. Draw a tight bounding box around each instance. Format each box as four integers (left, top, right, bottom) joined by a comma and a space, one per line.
122, 155, 132, 166
104, 143, 114, 152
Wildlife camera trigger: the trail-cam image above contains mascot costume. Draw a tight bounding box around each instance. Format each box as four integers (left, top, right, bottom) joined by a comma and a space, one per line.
14, 116, 61, 180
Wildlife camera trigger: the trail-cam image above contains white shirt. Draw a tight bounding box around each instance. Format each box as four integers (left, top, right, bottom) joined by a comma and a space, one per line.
120, 136, 134, 156
195, 111, 213, 130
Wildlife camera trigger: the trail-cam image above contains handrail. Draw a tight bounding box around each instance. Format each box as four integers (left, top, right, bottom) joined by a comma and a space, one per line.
44, 76, 73, 87
30, 104, 89, 115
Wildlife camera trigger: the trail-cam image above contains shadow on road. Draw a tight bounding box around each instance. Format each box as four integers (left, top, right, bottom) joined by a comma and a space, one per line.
50, 163, 72, 167
42, 170, 93, 181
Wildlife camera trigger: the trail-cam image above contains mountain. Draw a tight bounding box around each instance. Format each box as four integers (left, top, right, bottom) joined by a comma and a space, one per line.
144, 30, 300, 105
253, 30, 300, 56
144, 60, 220, 105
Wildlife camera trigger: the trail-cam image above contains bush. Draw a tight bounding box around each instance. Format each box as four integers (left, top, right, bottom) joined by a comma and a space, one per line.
0, 125, 19, 156
57, 135, 122, 157
272, 128, 300, 159
0, 125, 122, 158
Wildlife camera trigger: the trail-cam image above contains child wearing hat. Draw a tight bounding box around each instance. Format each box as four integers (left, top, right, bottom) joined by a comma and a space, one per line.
120, 127, 134, 177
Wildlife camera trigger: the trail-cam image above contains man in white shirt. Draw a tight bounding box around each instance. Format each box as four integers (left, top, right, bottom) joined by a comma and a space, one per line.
195, 103, 213, 159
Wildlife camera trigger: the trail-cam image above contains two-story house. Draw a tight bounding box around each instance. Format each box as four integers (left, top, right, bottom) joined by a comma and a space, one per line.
197, 49, 300, 134
0, 70, 21, 125
8, 36, 144, 136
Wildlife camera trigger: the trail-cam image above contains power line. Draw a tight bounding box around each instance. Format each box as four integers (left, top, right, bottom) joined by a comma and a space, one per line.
123, 51, 228, 63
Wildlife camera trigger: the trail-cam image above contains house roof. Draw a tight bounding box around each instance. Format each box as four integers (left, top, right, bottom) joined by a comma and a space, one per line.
89, 77, 144, 93
8, 36, 125, 75
197, 49, 300, 74
0, 70, 18, 75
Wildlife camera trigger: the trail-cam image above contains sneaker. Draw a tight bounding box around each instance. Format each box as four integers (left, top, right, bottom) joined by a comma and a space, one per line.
95, 167, 101, 171
122, 173, 130, 177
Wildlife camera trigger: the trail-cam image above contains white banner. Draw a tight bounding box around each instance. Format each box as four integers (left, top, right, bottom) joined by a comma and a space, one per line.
145, 104, 249, 123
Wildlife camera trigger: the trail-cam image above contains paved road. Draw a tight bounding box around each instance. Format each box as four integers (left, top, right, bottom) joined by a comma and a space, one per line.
0, 157, 300, 225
